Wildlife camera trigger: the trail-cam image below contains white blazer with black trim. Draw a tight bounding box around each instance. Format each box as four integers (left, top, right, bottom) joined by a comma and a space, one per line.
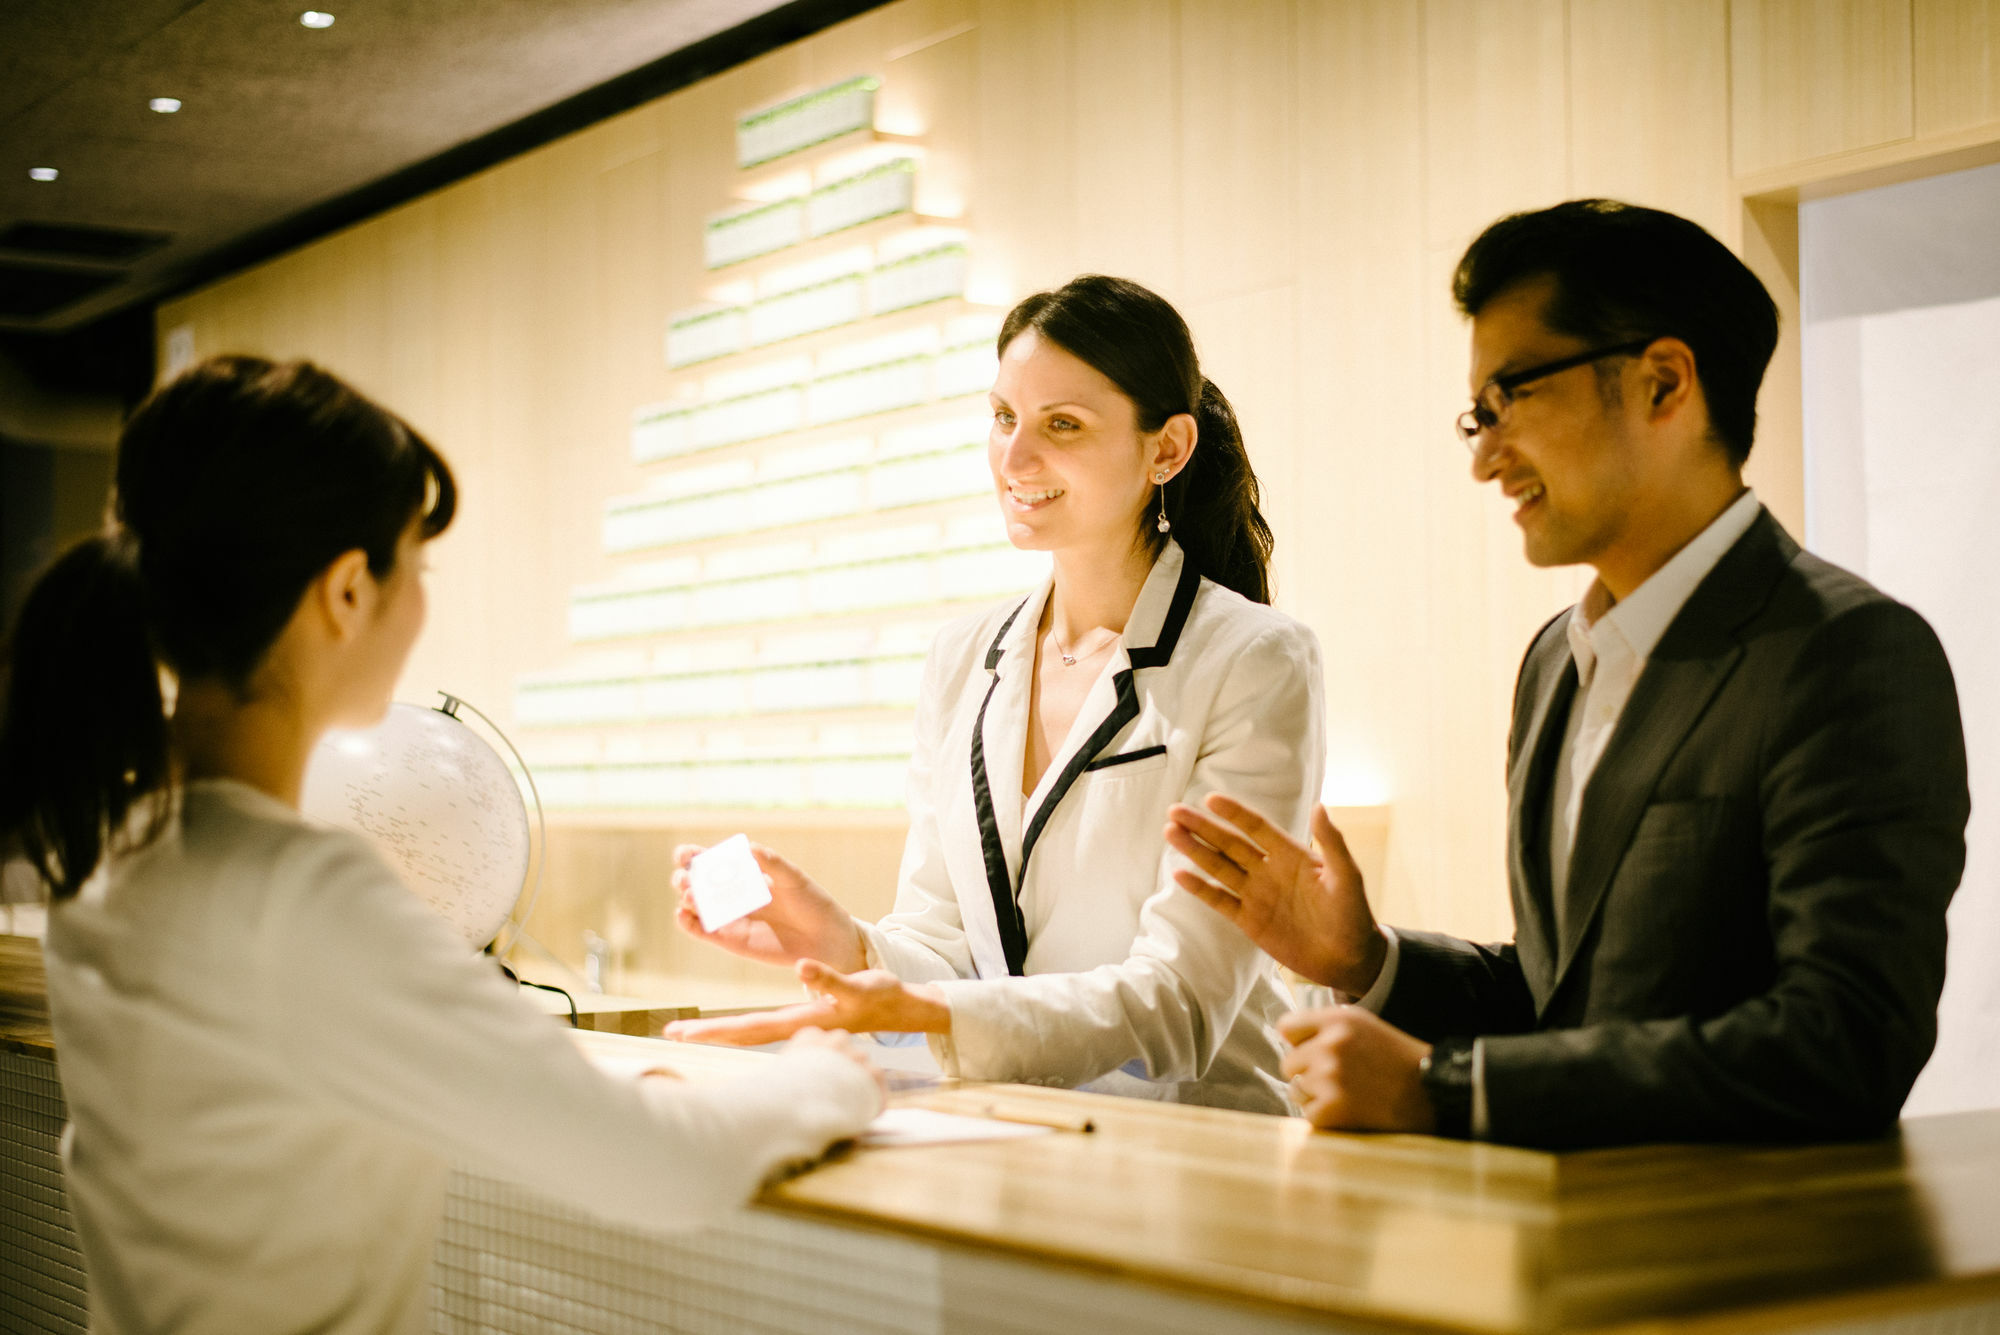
857, 538, 1325, 1113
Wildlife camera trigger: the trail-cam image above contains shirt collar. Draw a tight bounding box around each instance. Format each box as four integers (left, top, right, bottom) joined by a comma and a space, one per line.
1569, 489, 1762, 676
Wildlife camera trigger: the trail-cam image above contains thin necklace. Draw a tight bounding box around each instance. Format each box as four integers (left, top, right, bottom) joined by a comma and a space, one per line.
1048, 625, 1118, 668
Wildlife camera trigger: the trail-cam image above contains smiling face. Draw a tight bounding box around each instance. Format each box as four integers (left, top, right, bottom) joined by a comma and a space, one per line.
988, 328, 1164, 559
1467, 276, 1646, 571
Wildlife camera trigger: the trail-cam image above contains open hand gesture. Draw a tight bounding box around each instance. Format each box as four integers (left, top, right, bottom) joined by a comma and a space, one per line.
1165, 794, 1389, 996
662, 959, 950, 1046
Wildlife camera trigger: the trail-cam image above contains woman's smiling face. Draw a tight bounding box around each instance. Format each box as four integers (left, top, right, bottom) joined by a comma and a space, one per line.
987, 328, 1156, 556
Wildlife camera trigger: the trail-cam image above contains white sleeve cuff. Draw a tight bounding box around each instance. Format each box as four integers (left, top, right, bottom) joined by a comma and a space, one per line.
1349, 925, 1401, 1013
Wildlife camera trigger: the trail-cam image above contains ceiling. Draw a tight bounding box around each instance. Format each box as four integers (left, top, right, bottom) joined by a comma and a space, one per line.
0, 0, 878, 348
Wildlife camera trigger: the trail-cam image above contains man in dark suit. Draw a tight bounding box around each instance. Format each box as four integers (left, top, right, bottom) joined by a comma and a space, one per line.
1167, 199, 1969, 1148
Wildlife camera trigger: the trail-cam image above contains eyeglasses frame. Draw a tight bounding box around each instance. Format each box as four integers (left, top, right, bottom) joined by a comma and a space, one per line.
1454, 337, 1661, 450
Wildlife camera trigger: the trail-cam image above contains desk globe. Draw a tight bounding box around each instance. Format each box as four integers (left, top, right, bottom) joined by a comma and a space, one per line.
302, 695, 537, 950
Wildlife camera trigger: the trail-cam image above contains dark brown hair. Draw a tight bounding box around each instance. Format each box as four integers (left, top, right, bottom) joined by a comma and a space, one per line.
1452, 199, 1779, 464
0, 356, 456, 897
999, 275, 1273, 603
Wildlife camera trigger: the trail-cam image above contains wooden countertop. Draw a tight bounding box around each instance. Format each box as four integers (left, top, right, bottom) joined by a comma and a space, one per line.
9, 935, 1999, 1333
579, 1033, 2000, 1335
1, 931, 53, 1057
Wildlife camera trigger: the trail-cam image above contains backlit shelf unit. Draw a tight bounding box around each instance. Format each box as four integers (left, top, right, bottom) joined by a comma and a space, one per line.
515, 75, 1026, 813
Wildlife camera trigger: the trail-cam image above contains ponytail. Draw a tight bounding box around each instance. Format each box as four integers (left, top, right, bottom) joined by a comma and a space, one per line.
1158, 378, 1272, 604
0, 531, 170, 898
999, 275, 1275, 604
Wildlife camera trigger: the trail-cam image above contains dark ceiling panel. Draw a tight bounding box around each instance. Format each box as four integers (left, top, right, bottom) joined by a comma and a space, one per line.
0, 0, 204, 122
0, 222, 171, 263
0, 0, 887, 335
0, 263, 123, 319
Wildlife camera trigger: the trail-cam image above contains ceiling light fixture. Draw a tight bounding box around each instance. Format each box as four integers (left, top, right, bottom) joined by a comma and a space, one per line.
299, 11, 335, 27
150, 97, 182, 113
29, 167, 58, 182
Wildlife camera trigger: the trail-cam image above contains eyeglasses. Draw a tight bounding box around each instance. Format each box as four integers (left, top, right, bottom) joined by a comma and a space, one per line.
1454, 338, 1659, 450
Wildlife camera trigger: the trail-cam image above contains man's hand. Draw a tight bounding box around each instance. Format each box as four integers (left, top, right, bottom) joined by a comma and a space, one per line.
672, 842, 867, 974
661, 960, 950, 1046
1278, 1006, 1435, 1133
1165, 794, 1389, 994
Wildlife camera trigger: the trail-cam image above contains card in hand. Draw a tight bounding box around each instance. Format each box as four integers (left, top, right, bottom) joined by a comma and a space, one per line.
687, 834, 773, 933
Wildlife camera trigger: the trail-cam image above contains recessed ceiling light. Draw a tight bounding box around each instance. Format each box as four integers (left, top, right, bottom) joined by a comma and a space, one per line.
299, 11, 335, 28
150, 97, 182, 113
29, 167, 58, 182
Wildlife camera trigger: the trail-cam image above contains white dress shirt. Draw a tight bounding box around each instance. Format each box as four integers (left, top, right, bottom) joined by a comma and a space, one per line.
45, 779, 880, 1335
1354, 490, 1761, 1136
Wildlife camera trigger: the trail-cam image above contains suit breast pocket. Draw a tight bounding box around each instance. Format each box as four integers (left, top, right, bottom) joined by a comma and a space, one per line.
1627, 798, 1726, 855
1593, 796, 1758, 1012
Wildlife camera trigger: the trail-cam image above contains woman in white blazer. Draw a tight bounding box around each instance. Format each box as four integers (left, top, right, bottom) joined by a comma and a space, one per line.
670, 276, 1325, 1113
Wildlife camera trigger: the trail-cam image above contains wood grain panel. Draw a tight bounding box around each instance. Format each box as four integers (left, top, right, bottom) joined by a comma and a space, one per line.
1916, 0, 2000, 135
1421, 0, 1570, 255
1569, 0, 1735, 242
973, 0, 1078, 297
1072, 0, 1181, 291
1291, 0, 1433, 921
1730, 0, 1916, 177
1177, 0, 1295, 303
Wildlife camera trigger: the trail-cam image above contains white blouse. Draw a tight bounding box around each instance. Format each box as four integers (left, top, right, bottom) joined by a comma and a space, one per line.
859, 540, 1326, 1113
44, 779, 879, 1335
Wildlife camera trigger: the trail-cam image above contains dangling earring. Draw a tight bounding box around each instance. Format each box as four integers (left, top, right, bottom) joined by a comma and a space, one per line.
1154, 470, 1171, 534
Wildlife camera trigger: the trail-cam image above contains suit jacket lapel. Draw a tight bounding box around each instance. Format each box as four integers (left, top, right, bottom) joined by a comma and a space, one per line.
1548, 510, 1795, 997
1507, 626, 1575, 1010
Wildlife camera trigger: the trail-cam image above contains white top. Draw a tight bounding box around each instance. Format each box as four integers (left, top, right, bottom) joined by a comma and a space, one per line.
858, 540, 1326, 1114
44, 779, 880, 1335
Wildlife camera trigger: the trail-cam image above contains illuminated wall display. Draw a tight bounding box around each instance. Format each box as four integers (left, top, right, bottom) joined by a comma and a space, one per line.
517, 75, 1032, 811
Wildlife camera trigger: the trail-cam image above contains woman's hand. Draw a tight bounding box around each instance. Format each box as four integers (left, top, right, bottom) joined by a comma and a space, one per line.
662, 960, 951, 1046
672, 841, 867, 974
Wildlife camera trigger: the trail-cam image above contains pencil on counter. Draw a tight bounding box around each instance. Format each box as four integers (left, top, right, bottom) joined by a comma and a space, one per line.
978, 1105, 1096, 1134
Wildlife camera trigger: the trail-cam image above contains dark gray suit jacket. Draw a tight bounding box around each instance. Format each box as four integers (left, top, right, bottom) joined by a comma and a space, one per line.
1380, 509, 1969, 1148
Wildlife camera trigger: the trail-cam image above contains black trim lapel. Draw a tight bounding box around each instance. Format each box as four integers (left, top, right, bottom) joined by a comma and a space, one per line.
968, 557, 1200, 976
971, 596, 1033, 975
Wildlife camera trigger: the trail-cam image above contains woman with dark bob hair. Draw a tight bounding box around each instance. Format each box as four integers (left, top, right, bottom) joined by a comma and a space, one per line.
0, 356, 880, 1333
669, 276, 1325, 1113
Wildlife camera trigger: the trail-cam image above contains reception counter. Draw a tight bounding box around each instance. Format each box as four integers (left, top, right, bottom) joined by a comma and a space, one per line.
6, 931, 2000, 1334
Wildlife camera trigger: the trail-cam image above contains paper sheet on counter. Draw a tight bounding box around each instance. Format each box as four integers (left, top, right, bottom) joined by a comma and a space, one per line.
859, 1108, 1052, 1147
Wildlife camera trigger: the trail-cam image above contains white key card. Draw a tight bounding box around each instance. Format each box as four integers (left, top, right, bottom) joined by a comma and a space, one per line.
688, 834, 772, 933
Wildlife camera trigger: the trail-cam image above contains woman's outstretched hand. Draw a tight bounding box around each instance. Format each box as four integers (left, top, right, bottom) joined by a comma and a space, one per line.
671, 841, 867, 974
1165, 794, 1390, 996
662, 959, 951, 1046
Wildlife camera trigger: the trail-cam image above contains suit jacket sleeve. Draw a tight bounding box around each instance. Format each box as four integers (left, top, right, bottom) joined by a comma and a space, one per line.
1480, 599, 1967, 1149
1378, 930, 1538, 1040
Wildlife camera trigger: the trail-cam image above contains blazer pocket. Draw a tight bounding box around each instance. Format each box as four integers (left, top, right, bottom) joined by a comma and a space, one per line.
1629, 798, 1726, 849
1084, 745, 1168, 775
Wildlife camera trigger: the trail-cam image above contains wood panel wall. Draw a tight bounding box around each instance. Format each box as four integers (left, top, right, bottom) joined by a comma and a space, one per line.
158, 0, 2000, 992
